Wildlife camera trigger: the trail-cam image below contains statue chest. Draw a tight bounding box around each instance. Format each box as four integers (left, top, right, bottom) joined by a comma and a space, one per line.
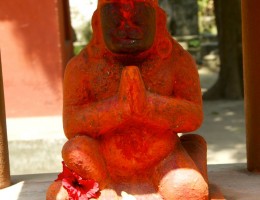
87, 64, 175, 101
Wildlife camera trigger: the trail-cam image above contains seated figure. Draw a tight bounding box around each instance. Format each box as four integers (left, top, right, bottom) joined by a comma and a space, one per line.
47, 0, 209, 199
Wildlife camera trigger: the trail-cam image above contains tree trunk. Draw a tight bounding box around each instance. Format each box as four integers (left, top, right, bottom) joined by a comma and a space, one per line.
203, 0, 243, 100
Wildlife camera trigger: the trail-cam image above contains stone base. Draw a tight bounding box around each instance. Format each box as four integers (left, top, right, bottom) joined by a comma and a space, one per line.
1, 164, 260, 200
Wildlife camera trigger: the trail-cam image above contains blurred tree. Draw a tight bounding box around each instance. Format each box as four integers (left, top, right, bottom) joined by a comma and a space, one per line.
159, 0, 199, 36
203, 0, 243, 99
198, 0, 216, 34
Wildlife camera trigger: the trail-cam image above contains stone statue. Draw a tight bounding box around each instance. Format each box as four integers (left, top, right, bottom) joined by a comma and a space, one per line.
47, 0, 209, 199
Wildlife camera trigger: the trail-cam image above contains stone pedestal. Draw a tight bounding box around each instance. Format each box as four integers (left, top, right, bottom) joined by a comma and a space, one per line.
1, 164, 259, 199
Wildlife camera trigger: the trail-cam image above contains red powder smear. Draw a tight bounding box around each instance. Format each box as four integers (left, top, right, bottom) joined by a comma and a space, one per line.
122, 12, 130, 19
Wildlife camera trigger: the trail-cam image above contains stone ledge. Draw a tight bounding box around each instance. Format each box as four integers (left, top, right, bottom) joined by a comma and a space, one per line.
208, 163, 260, 200
0, 163, 259, 200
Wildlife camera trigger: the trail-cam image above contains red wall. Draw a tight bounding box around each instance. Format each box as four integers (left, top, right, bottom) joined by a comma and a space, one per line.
0, 0, 73, 117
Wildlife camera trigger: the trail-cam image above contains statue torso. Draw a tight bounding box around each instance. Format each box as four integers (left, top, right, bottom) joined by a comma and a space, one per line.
71, 52, 177, 177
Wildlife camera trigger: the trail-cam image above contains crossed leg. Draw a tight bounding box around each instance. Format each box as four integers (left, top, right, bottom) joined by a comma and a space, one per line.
153, 134, 209, 200
62, 135, 109, 189
61, 134, 209, 200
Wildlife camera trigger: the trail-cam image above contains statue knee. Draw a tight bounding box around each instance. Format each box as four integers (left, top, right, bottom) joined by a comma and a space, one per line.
158, 168, 209, 200
180, 134, 208, 183
62, 135, 108, 188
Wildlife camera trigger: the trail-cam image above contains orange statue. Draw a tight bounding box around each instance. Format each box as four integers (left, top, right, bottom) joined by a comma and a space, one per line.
47, 0, 209, 199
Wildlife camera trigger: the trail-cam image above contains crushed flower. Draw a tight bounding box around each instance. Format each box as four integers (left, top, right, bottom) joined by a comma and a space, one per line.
56, 161, 100, 200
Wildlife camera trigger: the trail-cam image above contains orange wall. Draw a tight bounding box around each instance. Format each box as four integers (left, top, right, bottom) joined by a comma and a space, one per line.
0, 0, 73, 117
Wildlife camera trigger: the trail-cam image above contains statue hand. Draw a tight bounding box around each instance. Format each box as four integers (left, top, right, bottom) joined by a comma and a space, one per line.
118, 66, 147, 116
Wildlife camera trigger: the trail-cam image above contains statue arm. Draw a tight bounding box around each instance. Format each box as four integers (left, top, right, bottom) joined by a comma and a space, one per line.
144, 93, 203, 133
144, 52, 203, 133
63, 96, 128, 139
115, 64, 202, 134
62, 60, 129, 139
62, 50, 202, 138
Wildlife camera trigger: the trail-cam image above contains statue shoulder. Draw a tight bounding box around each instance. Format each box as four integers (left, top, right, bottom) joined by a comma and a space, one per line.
171, 39, 197, 68
65, 50, 91, 75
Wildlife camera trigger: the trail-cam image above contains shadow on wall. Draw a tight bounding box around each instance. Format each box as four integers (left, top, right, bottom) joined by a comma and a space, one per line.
0, 1, 63, 91
0, 0, 69, 117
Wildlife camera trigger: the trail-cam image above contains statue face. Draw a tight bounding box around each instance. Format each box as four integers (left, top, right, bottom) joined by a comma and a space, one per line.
100, 2, 156, 54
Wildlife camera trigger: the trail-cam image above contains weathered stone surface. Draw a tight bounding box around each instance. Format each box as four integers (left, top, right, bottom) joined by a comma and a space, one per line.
48, 0, 208, 199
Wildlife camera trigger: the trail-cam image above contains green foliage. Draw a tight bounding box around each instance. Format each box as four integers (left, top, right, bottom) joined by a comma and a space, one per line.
198, 0, 217, 34
83, 22, 93, 44
188, 38, 201, 48
198, 0, 209, 10
74, 44, 85, 55
73, 22, 92, 55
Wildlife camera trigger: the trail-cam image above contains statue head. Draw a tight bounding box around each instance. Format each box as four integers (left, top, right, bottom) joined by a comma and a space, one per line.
87, 0, 172, 60
99, 0, 157, 54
